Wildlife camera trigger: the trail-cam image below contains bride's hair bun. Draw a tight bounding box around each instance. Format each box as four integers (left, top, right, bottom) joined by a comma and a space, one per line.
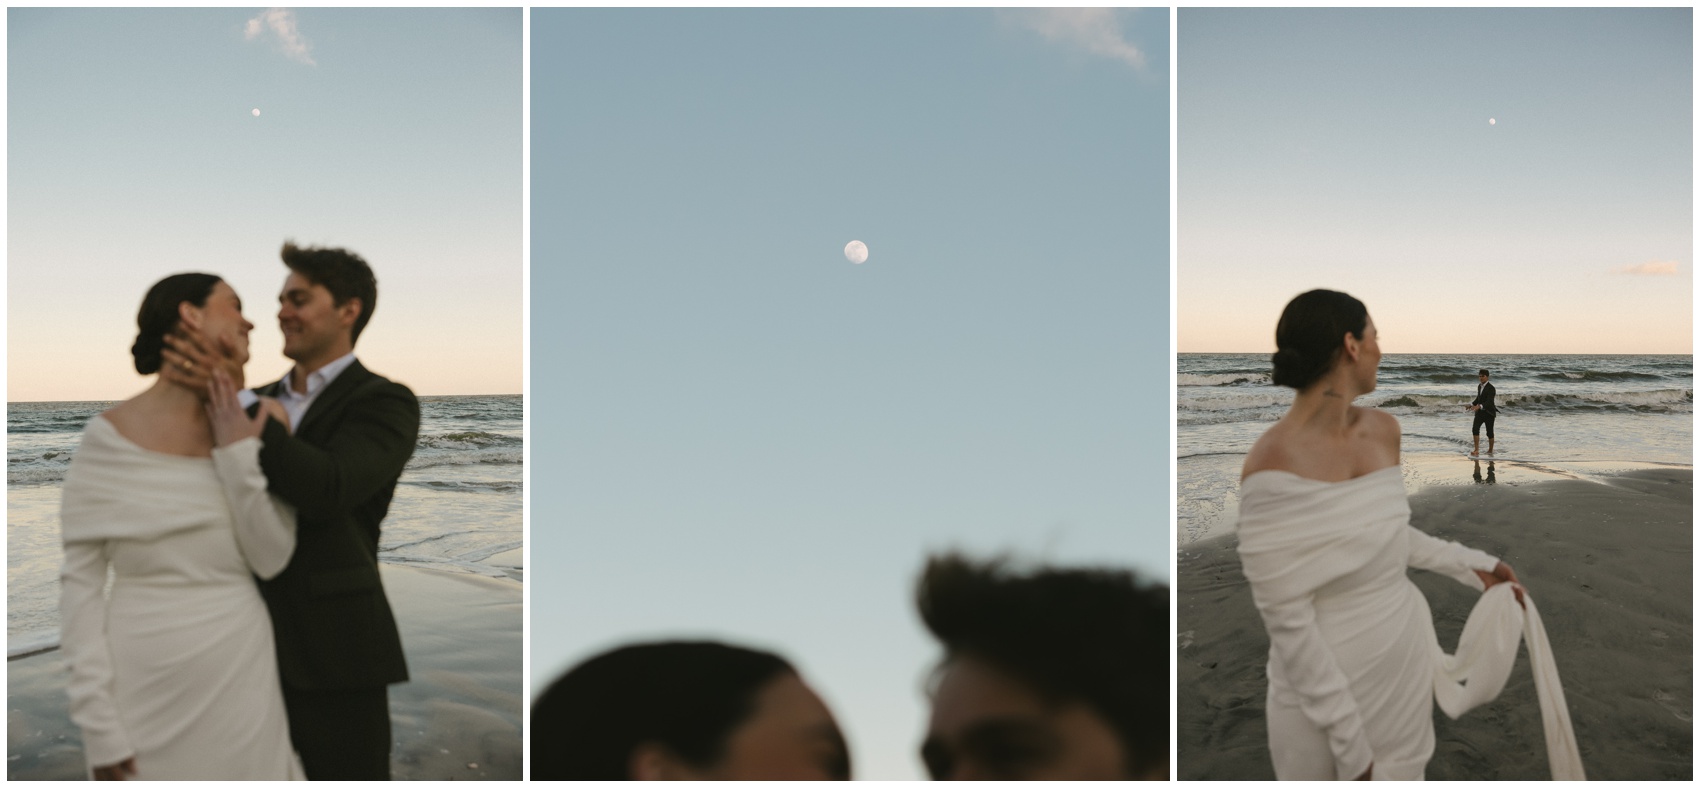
1269, 348, 1314, 389
1269, 289, 1368, 390
132, 273, 222, 375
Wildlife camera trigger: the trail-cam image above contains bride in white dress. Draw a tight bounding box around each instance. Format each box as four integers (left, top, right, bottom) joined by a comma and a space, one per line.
1236, 289, 1530, 781
59, 273, 305, 780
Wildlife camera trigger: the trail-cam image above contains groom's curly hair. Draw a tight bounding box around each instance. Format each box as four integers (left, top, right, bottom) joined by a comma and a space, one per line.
917, 553, 1169, 778
280, 242, 378, 344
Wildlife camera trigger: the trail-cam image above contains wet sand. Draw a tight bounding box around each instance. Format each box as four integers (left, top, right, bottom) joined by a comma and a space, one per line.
1178, 467, 1691, 780
6, 563, 521, 780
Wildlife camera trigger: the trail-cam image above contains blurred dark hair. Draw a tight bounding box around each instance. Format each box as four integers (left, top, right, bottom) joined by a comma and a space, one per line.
280, 242, 378, 343
1270, 289, 1369, 390
131, 273, 222, 375
1478, 368, 1490, 378
530, 641, 798, 780
916, 554, 1169, 777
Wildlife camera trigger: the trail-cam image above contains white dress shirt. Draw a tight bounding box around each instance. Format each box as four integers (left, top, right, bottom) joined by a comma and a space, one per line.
275, 352, 359, 427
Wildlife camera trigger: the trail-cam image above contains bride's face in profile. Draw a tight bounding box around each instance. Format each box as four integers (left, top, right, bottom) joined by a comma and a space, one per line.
185, 281, 255, 368
1351, 316, 1381, 394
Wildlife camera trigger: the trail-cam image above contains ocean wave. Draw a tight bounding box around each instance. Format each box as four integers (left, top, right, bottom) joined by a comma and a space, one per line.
1502, 389, 1693, 412
1178, 410, 1283, 427
6, 414, 100, 434
1178, 373, 1269, 387
1178, 450, 1249, 460
415, 431, 520, 450
1179, 390, 1293, 411
1380, 363, 1475, 374
7, 465, 71, 485
406, 447, 522, 469
1376, 388, 1692, 414
375, 552, 521, 580
1533, 370, 1664, 382
8, 630, 60, 659
1394, 373, 1481, 384
400, 479, 522, 493
1376, 394, 1470, 409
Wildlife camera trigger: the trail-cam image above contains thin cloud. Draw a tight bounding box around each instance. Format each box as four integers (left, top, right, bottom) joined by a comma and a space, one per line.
1614, 260, 1681, 276
245, 8, 315, 66
1001, 8, 1147, 71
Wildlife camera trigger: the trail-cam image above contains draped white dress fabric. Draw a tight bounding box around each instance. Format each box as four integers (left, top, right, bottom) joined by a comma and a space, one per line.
1237, 466, 1501, 781
59, 416, 305, 780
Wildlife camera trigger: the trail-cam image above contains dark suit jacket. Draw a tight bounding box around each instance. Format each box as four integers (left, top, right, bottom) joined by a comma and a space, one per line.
254, 360, 418, 691
1472, 381, 1498, 415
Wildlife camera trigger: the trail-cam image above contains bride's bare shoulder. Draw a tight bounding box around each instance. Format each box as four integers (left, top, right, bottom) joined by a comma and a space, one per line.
1350, 406, 1402, 459
98, 398, 140, 428
1241, 423, 1293, 479
1354, 405, 1400, 439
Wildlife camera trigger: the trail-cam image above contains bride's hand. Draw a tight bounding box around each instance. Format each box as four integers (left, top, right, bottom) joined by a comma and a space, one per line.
205, 368, 267, 446
1473, 562, 1525, 609
256, 396, 292, 435
161, 330, 245, 395
92, 757, 136, 780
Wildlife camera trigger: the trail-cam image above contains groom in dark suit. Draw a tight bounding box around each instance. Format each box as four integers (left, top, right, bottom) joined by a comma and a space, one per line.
1467, 368, 1498, 457
164, 243, 417, 779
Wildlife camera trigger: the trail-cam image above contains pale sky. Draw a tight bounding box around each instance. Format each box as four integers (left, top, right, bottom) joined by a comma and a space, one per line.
1179, 8, 1692, 354
8, 8, 521, 401
531, 8, 1170, 780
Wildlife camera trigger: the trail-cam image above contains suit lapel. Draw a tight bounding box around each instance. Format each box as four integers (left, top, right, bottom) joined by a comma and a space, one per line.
296, 360, 371, 436
257, 377, 287, 399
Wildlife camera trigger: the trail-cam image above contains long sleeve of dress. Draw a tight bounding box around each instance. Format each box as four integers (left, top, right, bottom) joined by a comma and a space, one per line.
59, 541, 134, 770
1250, 578, 1376, 779
211, 436, 298, 580
1406, 527, 1499, 589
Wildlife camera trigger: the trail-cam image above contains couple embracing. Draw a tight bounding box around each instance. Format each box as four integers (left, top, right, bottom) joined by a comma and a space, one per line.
59, 244, 417, 780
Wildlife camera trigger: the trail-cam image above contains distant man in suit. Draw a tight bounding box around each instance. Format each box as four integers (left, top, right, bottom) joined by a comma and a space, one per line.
163, 243, 418, 779
1467, 368, 1497, 457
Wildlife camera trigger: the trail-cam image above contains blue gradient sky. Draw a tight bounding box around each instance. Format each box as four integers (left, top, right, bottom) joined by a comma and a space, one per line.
8, 8, 521, 401
1180, 8, 1691, 353
530, 8, 1170, 780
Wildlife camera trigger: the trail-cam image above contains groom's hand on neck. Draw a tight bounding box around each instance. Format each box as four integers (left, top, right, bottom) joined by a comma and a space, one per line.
160, 330, 245, 397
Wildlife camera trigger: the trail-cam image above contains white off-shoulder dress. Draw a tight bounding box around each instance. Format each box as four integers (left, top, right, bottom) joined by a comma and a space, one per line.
1238, 466, 1500, 780
1236, 465, 1585, 781
59, 416, 306, 780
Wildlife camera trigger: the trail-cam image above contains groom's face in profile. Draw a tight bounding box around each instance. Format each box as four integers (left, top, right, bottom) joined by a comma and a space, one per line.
922, 655, 1131, 780
277, 272, 354, 364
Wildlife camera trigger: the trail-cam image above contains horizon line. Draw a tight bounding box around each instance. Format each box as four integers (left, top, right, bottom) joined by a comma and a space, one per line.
1179, 351, 1693, 357
6, 392, 523, 405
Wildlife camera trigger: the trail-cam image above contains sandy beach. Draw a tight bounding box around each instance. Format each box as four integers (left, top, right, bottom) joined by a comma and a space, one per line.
1178, 465, 1692, 780
6, 563, 521, 780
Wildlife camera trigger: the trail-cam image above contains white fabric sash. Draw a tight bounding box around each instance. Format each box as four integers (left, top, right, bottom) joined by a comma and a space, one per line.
1436, 583, 1586, 780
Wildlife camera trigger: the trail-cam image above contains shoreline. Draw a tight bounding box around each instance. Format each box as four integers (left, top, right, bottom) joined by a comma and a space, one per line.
6, 562, 521, 781
1181, 454, 1693, 550
1177, 467, 1692, 780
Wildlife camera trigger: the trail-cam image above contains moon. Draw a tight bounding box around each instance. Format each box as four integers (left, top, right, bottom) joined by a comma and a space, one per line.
844, 240, 868, 265
1488, 117, 1495, 125
252, 108, 261, 117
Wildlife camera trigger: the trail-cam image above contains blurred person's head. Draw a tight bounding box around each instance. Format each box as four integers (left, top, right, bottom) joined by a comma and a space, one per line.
917, 554, 1168, 780
277, 242, 377, 368
530, 641, 850, 780
1271, 288, 1378, 395
132, 273, 253, 374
